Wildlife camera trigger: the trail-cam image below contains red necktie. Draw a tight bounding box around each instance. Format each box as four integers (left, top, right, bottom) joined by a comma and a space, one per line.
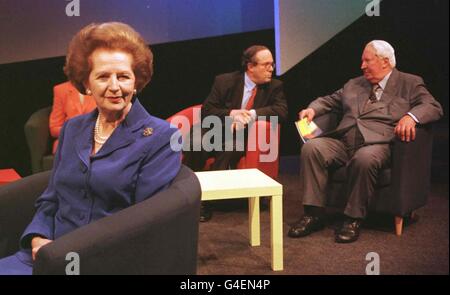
244, 87, 257, 110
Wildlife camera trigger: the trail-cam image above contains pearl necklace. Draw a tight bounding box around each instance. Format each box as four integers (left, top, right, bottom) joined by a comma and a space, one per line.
94, 114, 111, 145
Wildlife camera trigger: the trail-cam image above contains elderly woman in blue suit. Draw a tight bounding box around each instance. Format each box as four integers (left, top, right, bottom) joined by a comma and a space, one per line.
0, 22, 181, 274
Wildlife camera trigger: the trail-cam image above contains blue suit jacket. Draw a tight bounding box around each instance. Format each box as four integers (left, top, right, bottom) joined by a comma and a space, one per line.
20, 98, 181, 248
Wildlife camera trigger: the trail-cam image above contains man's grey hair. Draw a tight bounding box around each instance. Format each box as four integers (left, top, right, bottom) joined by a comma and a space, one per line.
367, 40, 396, 68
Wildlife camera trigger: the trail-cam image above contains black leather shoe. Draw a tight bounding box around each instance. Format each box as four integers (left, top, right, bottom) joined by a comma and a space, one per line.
288, 215, 325, 238
199, 203, 212, 222
335, 218, 362, 243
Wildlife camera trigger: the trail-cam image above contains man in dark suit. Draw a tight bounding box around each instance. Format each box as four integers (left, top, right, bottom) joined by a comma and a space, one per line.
183, 45, 288, 221
288, 40, 443, 243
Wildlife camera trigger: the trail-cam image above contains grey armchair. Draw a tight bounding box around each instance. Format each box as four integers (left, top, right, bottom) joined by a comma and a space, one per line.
0, 165, 201, 274
24, 106, 54, 174
313, 112, 434, 235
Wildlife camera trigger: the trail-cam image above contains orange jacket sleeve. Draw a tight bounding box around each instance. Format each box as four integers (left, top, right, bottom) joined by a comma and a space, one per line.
49, 83, 68, 138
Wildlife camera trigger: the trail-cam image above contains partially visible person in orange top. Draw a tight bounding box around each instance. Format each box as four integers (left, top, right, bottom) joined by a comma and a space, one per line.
49, 81, 96, 153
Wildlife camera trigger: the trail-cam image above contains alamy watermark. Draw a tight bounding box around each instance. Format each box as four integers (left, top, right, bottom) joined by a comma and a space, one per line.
365, 252, 380, 275
365, 0, 381, 17
168, 108, 279, 163
65, 0, 80, 17
65, 251, 80, 275
65, 0, 380, 18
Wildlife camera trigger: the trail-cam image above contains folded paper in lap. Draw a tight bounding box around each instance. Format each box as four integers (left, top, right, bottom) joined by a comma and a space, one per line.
295, 118, 323, 143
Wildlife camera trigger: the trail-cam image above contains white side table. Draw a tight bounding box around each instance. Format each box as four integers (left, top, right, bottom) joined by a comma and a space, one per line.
195, 168, 283, 271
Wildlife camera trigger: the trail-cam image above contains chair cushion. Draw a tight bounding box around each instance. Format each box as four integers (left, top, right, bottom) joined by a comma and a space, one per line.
42, 155, 54, 172
331, 167, 391, 187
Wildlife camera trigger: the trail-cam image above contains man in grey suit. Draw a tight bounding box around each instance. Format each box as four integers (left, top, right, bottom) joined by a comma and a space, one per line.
288, 40, 443, 243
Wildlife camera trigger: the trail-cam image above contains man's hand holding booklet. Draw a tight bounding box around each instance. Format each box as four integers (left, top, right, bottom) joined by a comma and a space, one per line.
295, 118, 323, 143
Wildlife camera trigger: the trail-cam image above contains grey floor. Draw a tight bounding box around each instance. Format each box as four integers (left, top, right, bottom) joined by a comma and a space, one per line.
196, 174, 449, 275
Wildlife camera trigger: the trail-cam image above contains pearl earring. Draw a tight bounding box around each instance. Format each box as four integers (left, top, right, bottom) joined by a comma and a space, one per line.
86, 89, 92, 95
133, 89, 137, 95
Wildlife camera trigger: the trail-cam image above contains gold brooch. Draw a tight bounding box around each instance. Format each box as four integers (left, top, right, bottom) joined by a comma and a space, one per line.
143, 127, 153, 137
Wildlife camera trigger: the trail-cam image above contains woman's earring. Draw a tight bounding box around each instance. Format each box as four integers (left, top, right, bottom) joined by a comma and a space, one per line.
133, 89, 137, 95
86, 89, 92, 95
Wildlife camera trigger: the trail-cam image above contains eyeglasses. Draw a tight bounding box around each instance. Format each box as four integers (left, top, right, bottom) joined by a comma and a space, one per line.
253, 62, 275, 69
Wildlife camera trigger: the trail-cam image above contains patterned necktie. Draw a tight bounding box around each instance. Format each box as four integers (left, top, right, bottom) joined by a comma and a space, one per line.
244, 87, 257, 110
369, 84, 381, 103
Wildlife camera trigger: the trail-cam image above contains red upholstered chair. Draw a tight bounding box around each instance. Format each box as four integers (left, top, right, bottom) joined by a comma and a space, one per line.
166, 104, 280, 179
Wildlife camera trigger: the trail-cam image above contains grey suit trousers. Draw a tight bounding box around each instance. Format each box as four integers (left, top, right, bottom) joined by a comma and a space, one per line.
300, 128, 391, 218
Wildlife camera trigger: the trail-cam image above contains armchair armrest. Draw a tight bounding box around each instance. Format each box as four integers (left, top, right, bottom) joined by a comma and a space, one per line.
33, 166, 201, 275
240, 120, 280, 179
24, 107, 52, 174
389, 126, 434, 215
167, 104, 202, 138
0, 171, 51, 257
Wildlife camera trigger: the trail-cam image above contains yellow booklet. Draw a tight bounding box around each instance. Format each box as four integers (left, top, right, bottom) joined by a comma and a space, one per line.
295, 118, 323, 143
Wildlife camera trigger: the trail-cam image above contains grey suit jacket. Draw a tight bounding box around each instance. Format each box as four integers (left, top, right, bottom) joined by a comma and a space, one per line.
308, 68, 443, 144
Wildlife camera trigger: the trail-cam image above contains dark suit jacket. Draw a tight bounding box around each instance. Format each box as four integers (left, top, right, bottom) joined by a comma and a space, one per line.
309, 68, 443, 144
20, 98, 181, 248
202, 71, 288, 123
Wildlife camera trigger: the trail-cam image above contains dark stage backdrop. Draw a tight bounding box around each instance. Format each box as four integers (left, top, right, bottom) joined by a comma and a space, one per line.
0, 0, 273, 64
0, 0, 448, 177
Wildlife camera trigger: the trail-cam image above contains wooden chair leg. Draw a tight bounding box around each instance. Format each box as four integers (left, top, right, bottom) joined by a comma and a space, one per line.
395, 216, 403, 236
